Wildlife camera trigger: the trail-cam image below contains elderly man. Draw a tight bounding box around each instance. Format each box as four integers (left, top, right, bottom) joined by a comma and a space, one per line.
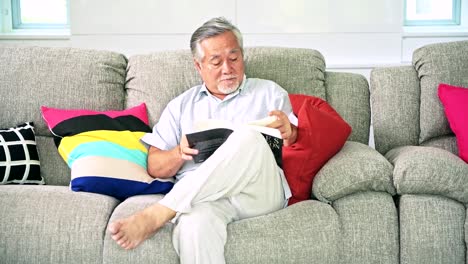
108, 17, 298, 263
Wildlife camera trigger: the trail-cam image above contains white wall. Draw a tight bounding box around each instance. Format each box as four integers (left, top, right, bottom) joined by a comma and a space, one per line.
1, 0, 467, 76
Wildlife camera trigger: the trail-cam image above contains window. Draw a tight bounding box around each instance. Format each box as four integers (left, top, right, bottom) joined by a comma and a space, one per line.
11, 0, 69, 29
404, 0, 461, 26
0, 0, 69, 33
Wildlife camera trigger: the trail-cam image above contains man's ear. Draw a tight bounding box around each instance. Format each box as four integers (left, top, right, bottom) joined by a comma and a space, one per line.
193, 59, 202, 73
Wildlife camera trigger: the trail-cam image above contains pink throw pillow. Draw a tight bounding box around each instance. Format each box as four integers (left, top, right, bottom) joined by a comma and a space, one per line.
438, 83, 468, 163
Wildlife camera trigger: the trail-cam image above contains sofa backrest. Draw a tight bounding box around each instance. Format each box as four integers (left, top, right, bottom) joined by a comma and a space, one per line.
370, 40, 468, 155
125, 47, 370, 144
0, 46, 127, 186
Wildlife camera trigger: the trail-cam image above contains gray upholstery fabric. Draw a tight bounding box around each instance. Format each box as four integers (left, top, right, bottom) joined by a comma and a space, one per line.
334, 192, 399, 264
420, 135, 458, 156
370, 66, 420, 155
36, 136, 70, 186
386, 146, 468, 204
370, 41, 468, 154
125, 49, 201, 127
226, 200, 341, 264
413, 40, 468, 143
106, 197, 342, 264
313, 142, 395, 204
104, 195, 179, 264
369, 41, 468, 264
325, 71, 370, 144
0, 46, 127, 136
399, 194, 465, 264
0, 185, 119, 264
465, 210, 468, 262
243, 47, 326, 99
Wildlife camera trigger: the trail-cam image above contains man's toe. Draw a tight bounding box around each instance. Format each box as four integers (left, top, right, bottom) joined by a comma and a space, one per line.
108, 221, 121, 234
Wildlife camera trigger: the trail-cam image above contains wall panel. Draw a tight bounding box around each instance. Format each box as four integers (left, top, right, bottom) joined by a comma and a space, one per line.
237, 0, 402, 33
70, 0, 236, 34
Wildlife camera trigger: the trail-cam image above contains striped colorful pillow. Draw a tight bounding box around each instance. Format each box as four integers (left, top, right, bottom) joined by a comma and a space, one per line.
41, 103, 174, 200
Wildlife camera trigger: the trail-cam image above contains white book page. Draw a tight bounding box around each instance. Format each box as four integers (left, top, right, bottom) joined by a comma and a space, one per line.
193, 116, 280, 138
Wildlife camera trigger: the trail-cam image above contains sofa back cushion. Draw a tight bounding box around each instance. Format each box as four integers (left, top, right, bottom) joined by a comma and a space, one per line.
125, 47, 370, 144
370, 66, 421, 154
125, 47, 326, 127
325, 71, 370, 144
0, 47, 128, 185
413, 40, 468, 143
371, 41, 468, 155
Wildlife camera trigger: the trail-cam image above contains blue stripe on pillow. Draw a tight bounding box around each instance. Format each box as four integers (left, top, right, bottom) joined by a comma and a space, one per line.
71, 176, 174, 201
67, 141, 147, 168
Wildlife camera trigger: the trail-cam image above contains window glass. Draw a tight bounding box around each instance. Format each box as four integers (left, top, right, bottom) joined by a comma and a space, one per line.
405, 0, 461, 25
12, 0, 68, 29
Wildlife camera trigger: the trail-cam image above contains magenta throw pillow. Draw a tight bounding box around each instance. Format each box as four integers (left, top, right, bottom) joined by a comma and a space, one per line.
438, 83, 468, 163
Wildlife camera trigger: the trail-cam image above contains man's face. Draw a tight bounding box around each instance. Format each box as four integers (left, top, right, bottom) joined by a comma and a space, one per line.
194, 31, 245, 99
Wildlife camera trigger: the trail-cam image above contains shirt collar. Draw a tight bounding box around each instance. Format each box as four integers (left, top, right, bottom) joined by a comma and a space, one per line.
195, 74, 247, 102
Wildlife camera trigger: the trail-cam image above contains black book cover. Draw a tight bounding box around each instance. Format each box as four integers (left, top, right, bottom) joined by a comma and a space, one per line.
186, 126, 283, 168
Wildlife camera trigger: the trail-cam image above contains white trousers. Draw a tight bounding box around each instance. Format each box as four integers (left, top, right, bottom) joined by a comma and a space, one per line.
158, 128, 286, 264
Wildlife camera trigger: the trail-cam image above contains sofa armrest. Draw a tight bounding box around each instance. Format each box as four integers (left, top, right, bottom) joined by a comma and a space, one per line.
312, 141, 395, 203
386, 146, 468, 203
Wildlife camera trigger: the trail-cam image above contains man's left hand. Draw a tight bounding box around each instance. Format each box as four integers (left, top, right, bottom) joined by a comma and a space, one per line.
267, 110, 297, 146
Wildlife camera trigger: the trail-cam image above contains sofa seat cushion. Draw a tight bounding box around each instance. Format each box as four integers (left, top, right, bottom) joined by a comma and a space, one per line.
0, 185, 119, 264
103, 195, 179, 264
386, 146, 468, 203
333, 192, 399, 264
312, 141, 395, 203
226, 200, 341, 263
106, 198, 341, 263
399, 194, 465, 264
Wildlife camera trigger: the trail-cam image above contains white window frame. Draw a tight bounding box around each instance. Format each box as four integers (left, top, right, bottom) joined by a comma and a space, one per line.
11, 0, 70, 30
404, 0, 468, 36
404, 0, 461, 26
0, 0, 70, 38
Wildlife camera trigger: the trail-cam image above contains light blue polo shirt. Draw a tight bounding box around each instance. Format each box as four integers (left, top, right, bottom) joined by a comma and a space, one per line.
141, 77, 298, 201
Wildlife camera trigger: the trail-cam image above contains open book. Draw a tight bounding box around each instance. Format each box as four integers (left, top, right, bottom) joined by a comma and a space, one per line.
186, 116, 283, 167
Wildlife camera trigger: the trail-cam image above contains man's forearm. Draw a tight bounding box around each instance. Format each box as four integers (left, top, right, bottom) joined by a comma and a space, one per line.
147, 146, 185, 179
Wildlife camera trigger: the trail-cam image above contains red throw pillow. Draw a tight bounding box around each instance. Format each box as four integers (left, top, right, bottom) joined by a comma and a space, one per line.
283, 94, 352, 205
438, 83, 468, 163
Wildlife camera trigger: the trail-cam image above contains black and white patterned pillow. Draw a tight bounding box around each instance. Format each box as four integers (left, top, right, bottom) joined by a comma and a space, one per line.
0, 122, 44, 184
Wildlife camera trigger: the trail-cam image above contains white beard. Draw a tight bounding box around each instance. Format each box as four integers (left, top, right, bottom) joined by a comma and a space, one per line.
218, 76, 240, 94
218, 83, 239, 94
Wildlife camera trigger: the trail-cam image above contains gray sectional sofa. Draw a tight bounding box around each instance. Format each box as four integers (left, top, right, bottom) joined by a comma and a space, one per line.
371, 40, 468, 264
1, 45, 397, 263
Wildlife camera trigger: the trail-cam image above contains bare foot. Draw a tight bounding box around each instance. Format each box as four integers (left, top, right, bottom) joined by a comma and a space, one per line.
108, 203, 176, 250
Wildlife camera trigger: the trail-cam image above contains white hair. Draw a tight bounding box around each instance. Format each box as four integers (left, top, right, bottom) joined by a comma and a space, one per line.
190, 17, 243, 62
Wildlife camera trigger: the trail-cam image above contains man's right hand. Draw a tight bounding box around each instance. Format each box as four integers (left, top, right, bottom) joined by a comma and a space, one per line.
147, 135, 200, 179
179, 134, 199, 161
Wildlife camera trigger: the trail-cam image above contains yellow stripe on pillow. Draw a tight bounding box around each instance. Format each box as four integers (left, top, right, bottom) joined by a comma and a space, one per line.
58, 130, 147, 160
